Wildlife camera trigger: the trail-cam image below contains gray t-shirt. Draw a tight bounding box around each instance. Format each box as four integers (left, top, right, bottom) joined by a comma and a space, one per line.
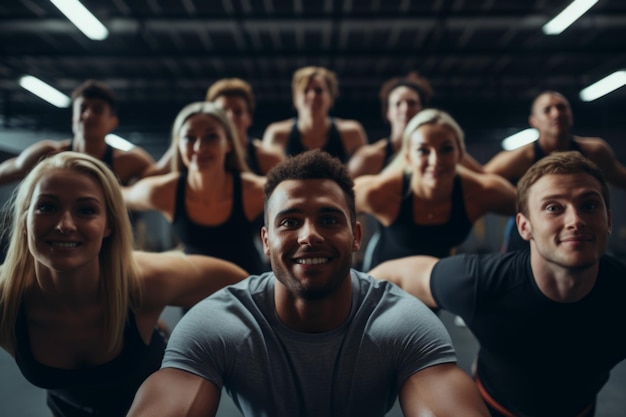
163, 270, 456, 417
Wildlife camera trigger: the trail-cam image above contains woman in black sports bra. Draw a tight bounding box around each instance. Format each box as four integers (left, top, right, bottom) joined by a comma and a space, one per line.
123, 101, 268, 275
0, 152, 247, 417
354, 109, 517, 271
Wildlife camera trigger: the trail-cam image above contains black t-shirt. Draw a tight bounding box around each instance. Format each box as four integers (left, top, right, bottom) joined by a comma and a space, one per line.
431, 251, 626, 416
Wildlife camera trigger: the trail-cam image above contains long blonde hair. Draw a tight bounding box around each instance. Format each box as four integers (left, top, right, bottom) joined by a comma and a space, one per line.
383, 108, 466, 174
167, 101, 250, 173
0, 152, 141, 355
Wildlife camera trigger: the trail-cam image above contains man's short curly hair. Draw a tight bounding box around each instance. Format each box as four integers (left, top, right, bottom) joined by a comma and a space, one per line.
264, 149, 356, 226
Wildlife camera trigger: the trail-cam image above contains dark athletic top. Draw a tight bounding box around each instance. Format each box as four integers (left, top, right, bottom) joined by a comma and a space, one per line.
431, 251, 626, 417
171, 171, 265, 275
383, 137, 395, 167
286, 117, 348, 162
66, 140, 115, 170
245, 137, 262, 175
503, 139, 585, 252
15, 308, 166, 417
364, 173, 473, 270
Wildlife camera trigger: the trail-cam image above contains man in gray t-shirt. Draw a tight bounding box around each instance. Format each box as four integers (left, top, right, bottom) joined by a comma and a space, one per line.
128, 150, 489, 417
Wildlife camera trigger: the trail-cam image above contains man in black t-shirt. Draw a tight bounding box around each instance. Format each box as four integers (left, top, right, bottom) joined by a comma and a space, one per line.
370, 151, 626, 417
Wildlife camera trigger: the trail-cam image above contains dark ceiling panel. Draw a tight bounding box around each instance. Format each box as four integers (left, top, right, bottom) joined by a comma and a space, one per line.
0, 0, 625, 150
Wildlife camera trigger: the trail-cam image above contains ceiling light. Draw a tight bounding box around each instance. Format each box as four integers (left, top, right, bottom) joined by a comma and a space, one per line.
19, 75, 71, 108
579, 70, 626, 102
501, 129, 539, 150
105, 134, 135, 151
542, 0, 598, 35
49, 0, 109, 40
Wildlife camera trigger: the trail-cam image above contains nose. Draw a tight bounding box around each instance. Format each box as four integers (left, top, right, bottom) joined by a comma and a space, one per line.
564, 206, 586, 229
297, 219, 324, 246
428, 150, 439, 165
193, 137, 207, 152
56, 211, 77, 234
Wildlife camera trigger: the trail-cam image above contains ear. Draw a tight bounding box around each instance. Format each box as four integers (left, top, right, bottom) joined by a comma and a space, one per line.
261, 226, 270, 256
352, 221, 362, 252
516, 212, 532, 241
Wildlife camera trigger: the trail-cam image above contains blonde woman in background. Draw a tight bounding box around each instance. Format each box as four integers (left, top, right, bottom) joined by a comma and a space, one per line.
354, 109, 516, 271
123, 102, 267, 275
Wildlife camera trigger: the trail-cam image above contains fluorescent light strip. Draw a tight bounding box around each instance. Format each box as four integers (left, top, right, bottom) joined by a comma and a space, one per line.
580, 70, 626, 102
106, 134, 135, 151
542, 0, 598, 35
501, 128, 539, 151
19, 75, 71, 108
49, 0, 109, 40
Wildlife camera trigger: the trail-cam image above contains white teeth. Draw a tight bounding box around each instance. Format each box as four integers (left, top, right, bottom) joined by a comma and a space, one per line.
51, 242, 79, 248
295, 257, 328, 265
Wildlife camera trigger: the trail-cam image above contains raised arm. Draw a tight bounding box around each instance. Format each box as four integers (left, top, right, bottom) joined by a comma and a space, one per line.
339, 119, 368, 156
399, 363, 489, 417
584, 137, 626, 189
127, 368, 221, 417
261, 120, 290, 152
368, 256, 439, 308
135, 251, 248, 309
0, 140, 62, 186
122, 173, 177, 214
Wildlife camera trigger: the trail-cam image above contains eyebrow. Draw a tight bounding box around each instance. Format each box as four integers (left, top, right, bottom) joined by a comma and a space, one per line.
539, 190, 603, 202
274, 206, 346, 219
36, 194, 103, 203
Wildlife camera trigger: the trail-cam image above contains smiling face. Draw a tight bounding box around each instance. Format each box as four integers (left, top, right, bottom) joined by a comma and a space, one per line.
517, 172, 611, 270
262, 179, 361, 301
178, 113, 232, 172
27, 168, 111, 273
405, 123, 462, 186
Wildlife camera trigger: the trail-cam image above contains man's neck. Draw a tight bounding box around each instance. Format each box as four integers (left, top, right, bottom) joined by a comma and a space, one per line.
72, 136, 107, 158
273, 276, 352, 333
530, 250, 599, 303
538, 132, 572, 154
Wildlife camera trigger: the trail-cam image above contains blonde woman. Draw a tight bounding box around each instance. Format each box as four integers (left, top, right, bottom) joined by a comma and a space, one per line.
262, 66, 367, 163
123, 101, 267, 274
0, 152, 247, 417
354, 109, 516, 270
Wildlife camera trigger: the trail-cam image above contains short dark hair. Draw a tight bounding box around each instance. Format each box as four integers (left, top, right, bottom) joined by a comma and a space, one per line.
516, 151, 610, 217
264, 149, 356, 226
71, 79, 118, 115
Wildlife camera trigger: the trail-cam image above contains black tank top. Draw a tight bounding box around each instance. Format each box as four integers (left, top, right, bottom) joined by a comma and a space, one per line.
171, 171, 265, 275
246, 137, 262, 175
67, 140, 115, 170
15, 308, 166, 417
364, 173, 473, 270
504, 139, 586, 252
286, 117, 348, 162
383, 137, 395, 167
